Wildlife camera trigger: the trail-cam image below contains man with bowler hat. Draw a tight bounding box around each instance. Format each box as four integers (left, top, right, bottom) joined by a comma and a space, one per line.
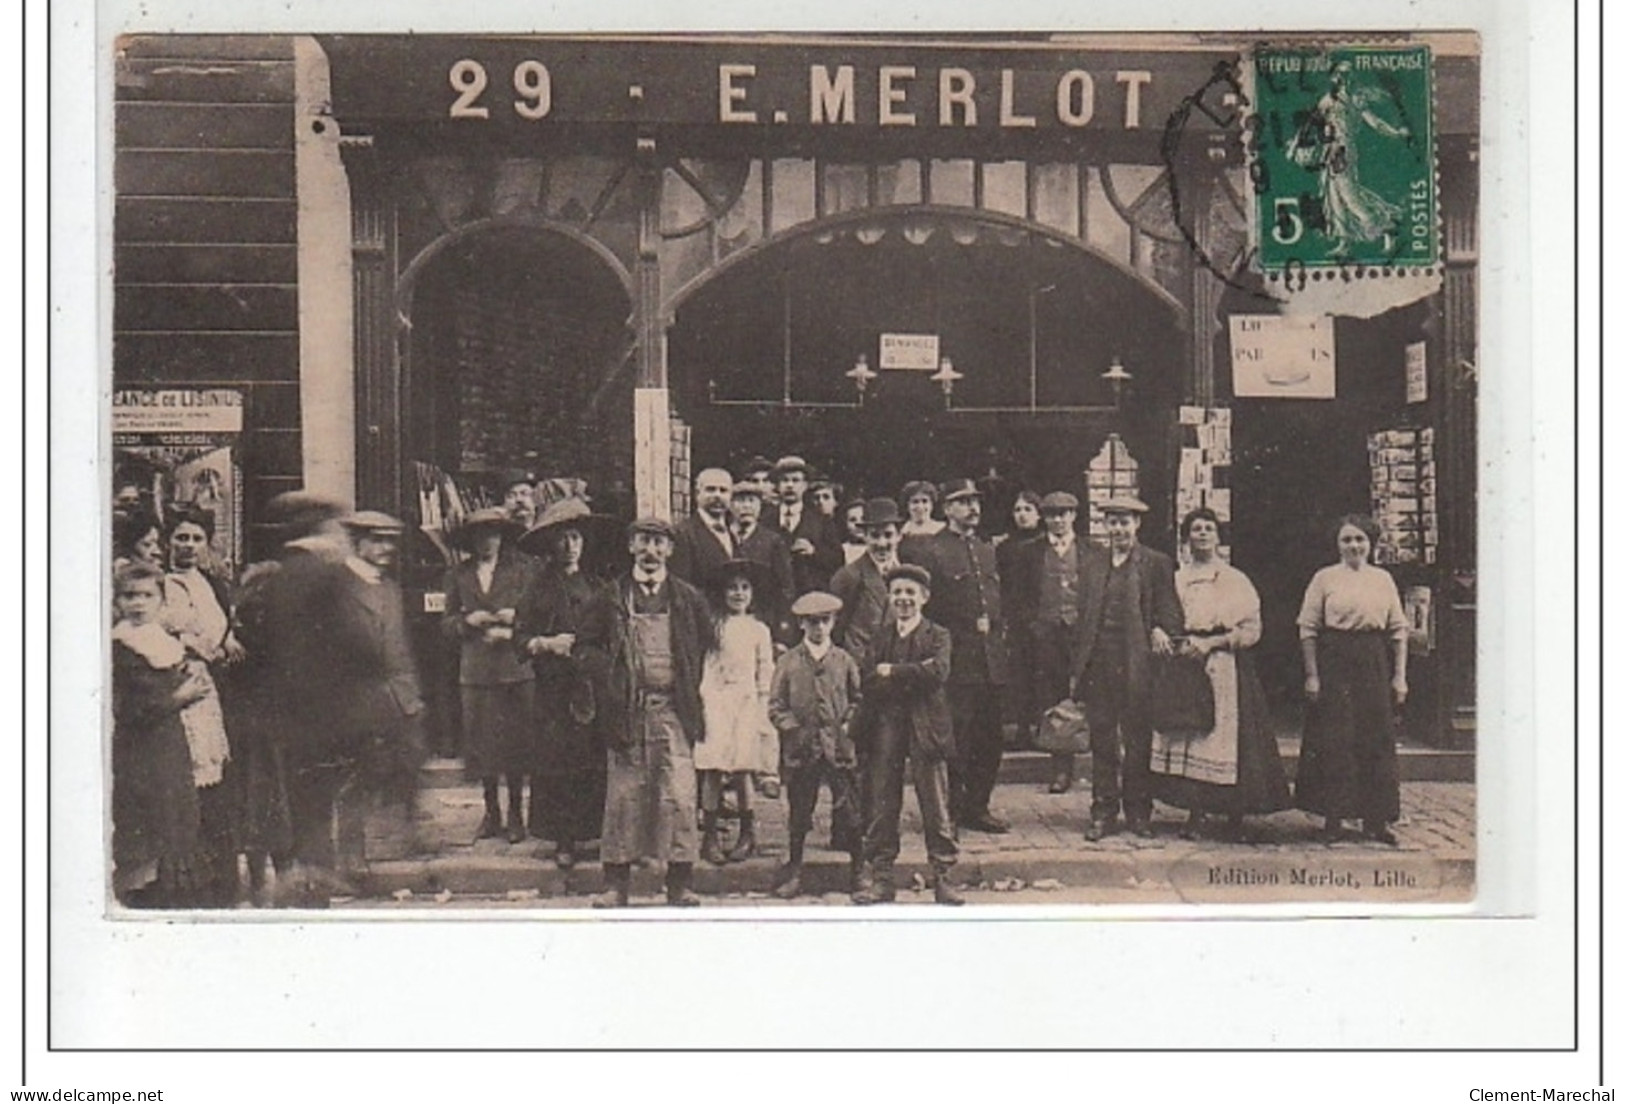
1070, 495, 1183, 839
829, 496, 903, 670
576, 517, 714, 907
900, 478, 1012, 834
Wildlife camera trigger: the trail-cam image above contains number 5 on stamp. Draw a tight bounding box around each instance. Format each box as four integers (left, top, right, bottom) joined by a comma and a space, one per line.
1248, 45, 1437, 272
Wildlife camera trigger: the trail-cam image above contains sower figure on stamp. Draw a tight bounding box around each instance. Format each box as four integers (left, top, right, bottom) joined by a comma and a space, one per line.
900, 478, 1012, 834
851, 564, 963, 906
768, 591, 863, 899
1069, 496, 1184, 840
576, 518, 715, 908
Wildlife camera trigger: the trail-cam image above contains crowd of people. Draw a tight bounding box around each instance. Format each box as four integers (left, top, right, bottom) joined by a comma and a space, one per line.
107, 454, 1413, 909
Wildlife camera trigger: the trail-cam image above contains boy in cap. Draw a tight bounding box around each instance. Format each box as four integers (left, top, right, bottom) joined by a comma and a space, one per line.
851, 563, 963, 906
767, 591, 863, 898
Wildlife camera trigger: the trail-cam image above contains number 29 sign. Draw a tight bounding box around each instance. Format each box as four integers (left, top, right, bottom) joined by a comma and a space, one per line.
448, 58, 553, 120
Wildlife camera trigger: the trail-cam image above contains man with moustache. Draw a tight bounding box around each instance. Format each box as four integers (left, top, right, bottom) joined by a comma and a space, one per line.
1070, 495, 1183, 840
829, 496, 903, 670
575, 518, 714, 907
900, 478, 1011, 834
766, 455, 842, 596
670, 467, 737, 585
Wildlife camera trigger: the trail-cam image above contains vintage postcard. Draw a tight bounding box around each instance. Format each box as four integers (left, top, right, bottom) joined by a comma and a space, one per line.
104, 29, 1480, 915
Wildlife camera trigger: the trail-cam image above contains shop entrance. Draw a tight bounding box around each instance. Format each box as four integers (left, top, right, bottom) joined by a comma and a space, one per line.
667, 211, 1186, 535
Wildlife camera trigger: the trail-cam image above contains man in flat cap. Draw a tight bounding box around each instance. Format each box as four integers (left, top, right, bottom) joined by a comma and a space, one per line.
332, 511, 428, 860
575, 517, 715, 907
670, 467, 737, 586
1071, 495, 1183, 840
851, 563, 961, 905
900, 477, 1012, 835
829, 496, 903, 670
1008, 492, 1089, 793
766, 455, 843, 596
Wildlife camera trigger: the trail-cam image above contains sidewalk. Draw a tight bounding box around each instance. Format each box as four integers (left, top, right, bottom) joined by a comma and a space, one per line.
358, 760, 1475, 906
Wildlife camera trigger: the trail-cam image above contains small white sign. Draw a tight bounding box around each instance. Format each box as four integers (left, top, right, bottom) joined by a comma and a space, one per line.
1229, 315, 1336, 399
878, 333, 940, 371
111, 388, 244, 433
1405, 341, 1428, 404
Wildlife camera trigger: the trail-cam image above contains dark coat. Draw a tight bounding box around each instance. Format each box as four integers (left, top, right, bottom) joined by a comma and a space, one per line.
670, 513, 738, 587
998, 532, 1047, 626
328, 566, 427, 764
829, 553, 891, 669
441, 550, 542, 686
576, 574, 714, 748
767, 503, 843, 595
899, 528, 1009, 686
734, 523, 797, 641
254, 540, 358, 762
853, 619, 955, 760
1071, 542, 1184, 696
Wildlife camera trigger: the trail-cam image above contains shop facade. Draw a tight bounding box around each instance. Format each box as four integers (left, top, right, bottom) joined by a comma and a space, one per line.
112, 34, 1478, 748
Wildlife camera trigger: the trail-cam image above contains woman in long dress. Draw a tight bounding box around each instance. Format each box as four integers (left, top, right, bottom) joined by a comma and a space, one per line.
519, 497, 612, 869
161, 508, 242, 905
1149, 508, 1290, 839
1294, 513, 1409, 844
695, 559, 776, 865
995, 490, 1043, 749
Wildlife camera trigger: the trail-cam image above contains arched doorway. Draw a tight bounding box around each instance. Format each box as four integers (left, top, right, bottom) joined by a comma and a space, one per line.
390, 219, 634, 756
398, 219, 636, 517
666, 208, 1187, 535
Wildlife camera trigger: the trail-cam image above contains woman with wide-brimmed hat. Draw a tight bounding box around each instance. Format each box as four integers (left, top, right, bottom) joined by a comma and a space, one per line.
695, 557, 778, 864
516, 495, 616, 868
443, 507, 541, 843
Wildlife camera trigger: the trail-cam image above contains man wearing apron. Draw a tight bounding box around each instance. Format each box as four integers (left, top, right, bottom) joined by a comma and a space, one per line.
577, 518, 714, 907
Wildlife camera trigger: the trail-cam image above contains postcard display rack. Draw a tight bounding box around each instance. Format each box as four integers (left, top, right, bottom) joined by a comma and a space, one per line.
1367, 426, 1438, 566
1084, 433, 1142, 543
1174, 406, 1233, 561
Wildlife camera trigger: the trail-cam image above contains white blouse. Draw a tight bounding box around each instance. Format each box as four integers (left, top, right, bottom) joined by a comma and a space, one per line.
1296, 563, 1408, 641
1176, 561, 1262, 650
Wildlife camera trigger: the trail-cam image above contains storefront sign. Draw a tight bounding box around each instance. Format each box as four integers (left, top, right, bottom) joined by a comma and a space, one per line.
320, 37, 1236, 141
111, 388, 244, 434
1406, 341, 1428, 403
1228, 314, 1336, 399
878, 333, 940, 371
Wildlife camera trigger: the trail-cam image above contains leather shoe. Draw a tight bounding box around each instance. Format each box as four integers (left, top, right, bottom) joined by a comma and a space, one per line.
555, 844, 576, 870
474, 811, 503, 841
1127, 818, 1154, 839
1084, 817, 1117, 842
933, 878, 966, 906
1047, 773, 1073, 795
1362, 821, 1399, 846
961, 812, 1011, 834
590, 887, 628, 909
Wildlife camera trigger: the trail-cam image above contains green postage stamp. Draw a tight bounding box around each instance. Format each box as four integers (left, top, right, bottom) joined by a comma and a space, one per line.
1248, 45, 1437, 272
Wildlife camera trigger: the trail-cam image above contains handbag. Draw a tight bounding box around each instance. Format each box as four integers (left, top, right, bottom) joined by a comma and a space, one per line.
1036, 697, 1091, 754
1150, 652, 1215, 732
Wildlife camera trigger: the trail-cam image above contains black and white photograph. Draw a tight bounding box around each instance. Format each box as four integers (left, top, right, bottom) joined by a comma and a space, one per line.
101, 29, 1484, 912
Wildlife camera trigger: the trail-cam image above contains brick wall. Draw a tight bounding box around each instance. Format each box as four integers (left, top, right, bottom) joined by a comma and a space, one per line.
114, 35, 302, 563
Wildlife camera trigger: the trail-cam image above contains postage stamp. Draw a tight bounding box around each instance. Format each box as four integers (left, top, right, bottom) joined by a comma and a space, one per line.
1247, 45, 1438, 272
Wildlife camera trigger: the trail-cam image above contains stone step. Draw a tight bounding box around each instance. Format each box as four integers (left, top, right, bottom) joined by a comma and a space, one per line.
417, 739, 1474, 789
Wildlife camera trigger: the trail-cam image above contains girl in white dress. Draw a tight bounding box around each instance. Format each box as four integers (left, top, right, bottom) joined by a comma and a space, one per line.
696, 560, 777, 864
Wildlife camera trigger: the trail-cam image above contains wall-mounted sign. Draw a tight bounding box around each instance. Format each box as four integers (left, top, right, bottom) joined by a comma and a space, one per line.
112, 388, 244, 434
1405, 341, 1428, 404
879, 333, 941, 371
1228, 314, 1336, 399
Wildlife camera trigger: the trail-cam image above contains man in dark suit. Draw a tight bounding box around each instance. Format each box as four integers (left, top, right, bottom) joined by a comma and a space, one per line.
729, 480, 796, 643
900, 478, 1011, 834
670, 467, 738, 585
829, 496, 902, 669
851, 563, 962, 906
1008, 492, 1087, 793
1070, 495, 1183, 840
575, 518, 714, 908
332, 511, 429, 859
766, 455, 843, 596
